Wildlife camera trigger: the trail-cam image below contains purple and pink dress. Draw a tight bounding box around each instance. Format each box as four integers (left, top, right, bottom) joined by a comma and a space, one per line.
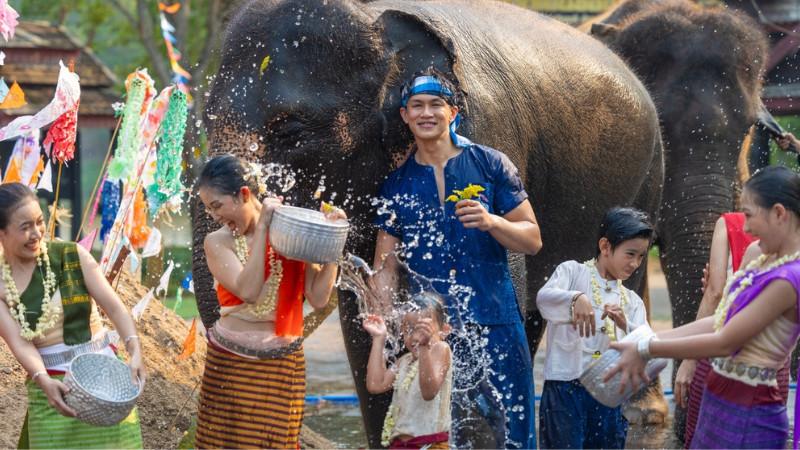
690, 259, 800, 449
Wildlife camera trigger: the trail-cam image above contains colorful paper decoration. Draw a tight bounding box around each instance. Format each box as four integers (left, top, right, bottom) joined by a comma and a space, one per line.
128, 186, 151, 249
0, 0, 18, 42
0, 62, 80, 142
147, 89, 187, 217
158, 2, 192, 102
107, 78, 147, 182
100, 179, 121, 241
0, 81, 25, 109
43, 100, 79, 163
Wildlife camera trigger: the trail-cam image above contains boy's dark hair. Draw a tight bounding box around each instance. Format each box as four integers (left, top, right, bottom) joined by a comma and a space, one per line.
408, 291, 448, 327
400, 67, 462, 108
596, 207, 655, 256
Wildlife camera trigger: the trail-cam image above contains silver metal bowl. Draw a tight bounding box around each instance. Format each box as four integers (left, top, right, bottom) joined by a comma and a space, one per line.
579, 324, 668, 408
63, 353, 141, 426
269, 205, 350, 263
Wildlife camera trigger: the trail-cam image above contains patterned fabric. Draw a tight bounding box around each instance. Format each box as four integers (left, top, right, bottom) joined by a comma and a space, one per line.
685, 358, 790, 448
18, 376, 143, 449
195, 343, 305, 449
690, 386, 787, 449
539, 379, 627, 449
389, 432, 449, 449
20, 241, 91, 345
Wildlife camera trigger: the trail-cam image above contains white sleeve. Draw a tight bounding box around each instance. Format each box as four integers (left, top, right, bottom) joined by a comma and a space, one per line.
625, 290, 648, 333
536, 261, 584, 324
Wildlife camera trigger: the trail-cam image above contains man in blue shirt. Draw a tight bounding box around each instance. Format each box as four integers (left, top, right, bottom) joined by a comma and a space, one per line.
373, 69, 542, 449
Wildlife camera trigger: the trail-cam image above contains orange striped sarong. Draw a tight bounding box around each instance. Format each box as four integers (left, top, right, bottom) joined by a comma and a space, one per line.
195, 342, 306, 449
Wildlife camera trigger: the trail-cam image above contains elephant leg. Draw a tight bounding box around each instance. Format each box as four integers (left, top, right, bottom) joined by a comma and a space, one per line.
337, 288, 392, 448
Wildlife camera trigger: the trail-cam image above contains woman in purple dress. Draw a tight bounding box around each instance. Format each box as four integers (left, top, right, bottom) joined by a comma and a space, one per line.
607, 165, 800, 449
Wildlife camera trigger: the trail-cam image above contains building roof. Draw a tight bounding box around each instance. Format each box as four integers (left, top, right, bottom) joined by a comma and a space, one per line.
0, 21, 120, 127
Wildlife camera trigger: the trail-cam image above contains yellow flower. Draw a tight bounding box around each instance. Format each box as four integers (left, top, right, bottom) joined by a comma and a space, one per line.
445, 183, 485, 202
321, 201, 334, 213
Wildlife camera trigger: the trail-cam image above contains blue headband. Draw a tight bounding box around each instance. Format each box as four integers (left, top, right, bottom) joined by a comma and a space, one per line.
401, 75, 471, 148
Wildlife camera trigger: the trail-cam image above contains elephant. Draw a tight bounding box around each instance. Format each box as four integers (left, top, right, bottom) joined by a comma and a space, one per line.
584, 0, 768, 441
192, 0, 664, 446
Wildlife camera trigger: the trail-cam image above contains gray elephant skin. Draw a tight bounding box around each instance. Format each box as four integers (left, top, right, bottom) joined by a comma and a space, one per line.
586, 0, 768, 440
192, 0, 664, 446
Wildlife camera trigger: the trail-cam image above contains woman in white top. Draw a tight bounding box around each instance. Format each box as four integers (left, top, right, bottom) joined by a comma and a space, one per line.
536, 207, 654, 449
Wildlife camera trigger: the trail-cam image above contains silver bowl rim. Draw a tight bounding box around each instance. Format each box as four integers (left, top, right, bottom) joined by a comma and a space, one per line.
273, 205, 350, 229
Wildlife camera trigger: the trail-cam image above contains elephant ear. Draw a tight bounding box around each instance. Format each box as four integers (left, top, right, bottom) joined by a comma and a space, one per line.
375, 9, 464, 160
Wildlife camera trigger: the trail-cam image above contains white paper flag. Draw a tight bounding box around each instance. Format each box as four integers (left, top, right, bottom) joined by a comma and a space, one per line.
37, 160, 52, 192
156, 260, 175, 298
141, 227, 162, 258
132, 289, 154, 322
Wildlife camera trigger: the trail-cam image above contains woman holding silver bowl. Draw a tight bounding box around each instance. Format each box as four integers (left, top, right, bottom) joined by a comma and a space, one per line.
195, 154, 345, 449
0, 182, 145, 448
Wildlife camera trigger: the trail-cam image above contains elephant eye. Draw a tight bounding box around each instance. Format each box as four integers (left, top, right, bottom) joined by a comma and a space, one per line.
267, 114, 307, 137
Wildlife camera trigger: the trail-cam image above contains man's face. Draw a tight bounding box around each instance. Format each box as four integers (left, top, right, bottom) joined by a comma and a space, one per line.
400, 94, 459, 142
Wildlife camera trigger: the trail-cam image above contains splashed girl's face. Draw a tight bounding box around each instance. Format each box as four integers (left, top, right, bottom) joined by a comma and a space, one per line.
400, 310, 444, 356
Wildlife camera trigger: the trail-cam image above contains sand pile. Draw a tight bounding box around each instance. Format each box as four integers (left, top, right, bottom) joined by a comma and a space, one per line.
0, 271, 333, 448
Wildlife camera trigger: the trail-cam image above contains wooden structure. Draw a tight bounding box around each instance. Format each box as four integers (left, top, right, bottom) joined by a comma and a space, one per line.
0, 21, 119, 239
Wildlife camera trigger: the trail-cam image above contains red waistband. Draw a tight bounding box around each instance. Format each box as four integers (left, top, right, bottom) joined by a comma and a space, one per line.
389, 432, 449, 449
706, 370, 783, 406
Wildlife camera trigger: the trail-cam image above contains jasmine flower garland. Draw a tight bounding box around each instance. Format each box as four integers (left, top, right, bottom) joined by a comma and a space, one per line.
584, 258, 628, 341
2, 244, 59, 340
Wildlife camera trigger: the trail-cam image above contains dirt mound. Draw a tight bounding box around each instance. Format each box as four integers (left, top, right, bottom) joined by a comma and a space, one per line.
0, 271, 335, 449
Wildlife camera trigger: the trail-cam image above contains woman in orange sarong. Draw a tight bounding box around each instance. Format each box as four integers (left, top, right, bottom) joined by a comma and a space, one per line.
194, 155, 345, 449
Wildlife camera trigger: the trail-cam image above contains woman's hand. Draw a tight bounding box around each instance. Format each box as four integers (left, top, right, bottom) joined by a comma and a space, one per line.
674, 359, 697, 408
602, 304, 627, 331
258, 197, 283, 229
362, 314, 388, 338
321, 202, 347, 221
572, 294, 596, 337
455, 199, 497, 231
37, 375, 77, 417
604, 341, 649, 393
128, 350, 147, 388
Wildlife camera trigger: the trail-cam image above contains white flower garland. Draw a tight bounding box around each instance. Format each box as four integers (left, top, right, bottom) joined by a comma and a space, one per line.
584, 259, 628, 342
233, 234, 283, 318
381, 358, 420, 446
713, 251, 800, 331
2, 244, 59, 341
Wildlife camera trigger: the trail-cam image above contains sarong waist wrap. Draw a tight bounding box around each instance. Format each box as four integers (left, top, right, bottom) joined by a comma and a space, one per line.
195, 342, 306, 449
18, 376, 142, 449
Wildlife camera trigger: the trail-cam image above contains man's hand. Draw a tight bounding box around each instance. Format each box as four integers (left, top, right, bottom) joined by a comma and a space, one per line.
455, 199, 497, 231
602, 304, 627, 331
572, 294, 596, 337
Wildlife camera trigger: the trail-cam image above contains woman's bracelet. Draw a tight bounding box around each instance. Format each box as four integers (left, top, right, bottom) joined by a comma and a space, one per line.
637, 335, 655, 360
569, 292, 582, 322
31, 370, 48, 382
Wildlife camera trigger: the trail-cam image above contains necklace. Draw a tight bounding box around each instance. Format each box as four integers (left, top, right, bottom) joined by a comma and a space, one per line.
233, 233, 283, 318
584, 259, 628, 342
713, 251, 800, 331
1, 244, 59, 340
381, 357, 420, 446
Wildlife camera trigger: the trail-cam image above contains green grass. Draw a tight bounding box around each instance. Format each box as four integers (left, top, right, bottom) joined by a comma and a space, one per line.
162, 293, 199, 319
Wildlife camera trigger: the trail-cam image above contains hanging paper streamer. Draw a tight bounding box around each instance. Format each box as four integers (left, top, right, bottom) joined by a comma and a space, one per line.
100, 179, 121, 241
0, 0, 18, 42
176, 318, 197, 360
0, 81, 25, 109
128, 186, 151, 249
43, 100, 79, 163
37, 160, 53, 192
141, 227, 162, 258
77, 228, 98, 251
4, 130, 42, 186
106, 77, 147, 182
3, 156, 19, 183
132, 289, 155, 322
0, 62, 80, 142
147, 89, 187, 217
158, 2, 192, 103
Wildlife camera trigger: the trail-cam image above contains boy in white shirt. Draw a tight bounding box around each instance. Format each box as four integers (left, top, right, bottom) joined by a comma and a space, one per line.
536, 207, 654, 449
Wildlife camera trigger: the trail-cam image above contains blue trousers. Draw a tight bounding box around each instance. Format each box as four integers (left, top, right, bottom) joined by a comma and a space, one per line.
539, 379, 627, 449
451, 321, 536, 449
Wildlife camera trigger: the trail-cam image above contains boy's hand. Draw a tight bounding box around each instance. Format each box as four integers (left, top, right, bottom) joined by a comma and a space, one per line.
362, 314, 387, 338
572, 294, 596, 337
602, 304, 627, 331
413, 317, 435, 349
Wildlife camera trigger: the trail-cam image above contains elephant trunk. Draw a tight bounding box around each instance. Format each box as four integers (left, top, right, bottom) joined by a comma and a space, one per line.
657, 173, 738, 329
